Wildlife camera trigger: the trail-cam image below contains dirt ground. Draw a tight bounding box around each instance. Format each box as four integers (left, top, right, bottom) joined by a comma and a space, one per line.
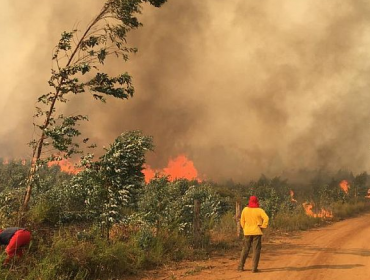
127, 213, 370, 280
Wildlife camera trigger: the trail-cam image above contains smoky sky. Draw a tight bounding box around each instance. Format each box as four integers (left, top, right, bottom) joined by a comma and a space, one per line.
1, 0, 370, 182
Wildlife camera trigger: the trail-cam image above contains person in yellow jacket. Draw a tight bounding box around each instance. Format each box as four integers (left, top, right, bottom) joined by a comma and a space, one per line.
238, 195, 269, 273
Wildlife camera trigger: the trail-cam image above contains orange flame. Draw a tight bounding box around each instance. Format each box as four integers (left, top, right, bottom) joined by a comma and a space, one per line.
48, 159, 81, 174
143, 155, 201, 183
302, 202, 333, 218
339, 180, 350, 194
365, 189, 370, 199
290, 190, 297, 203
2, 158, 28, 165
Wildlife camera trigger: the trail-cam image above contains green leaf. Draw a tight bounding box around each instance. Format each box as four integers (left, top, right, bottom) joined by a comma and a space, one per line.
97, 49, 107, 64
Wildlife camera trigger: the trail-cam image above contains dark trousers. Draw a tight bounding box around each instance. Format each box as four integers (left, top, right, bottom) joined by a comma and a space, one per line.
238, 235, 262, 270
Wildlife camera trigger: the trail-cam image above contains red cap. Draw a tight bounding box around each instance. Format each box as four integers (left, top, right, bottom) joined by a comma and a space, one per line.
248, 196, 260, 208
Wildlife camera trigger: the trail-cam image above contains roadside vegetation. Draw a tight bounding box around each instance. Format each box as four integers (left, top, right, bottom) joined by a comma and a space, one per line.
2, 1, 370, 279
1, 152, 370, 279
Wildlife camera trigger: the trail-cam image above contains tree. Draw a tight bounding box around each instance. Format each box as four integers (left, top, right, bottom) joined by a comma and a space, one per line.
67, 131, 153, 238
353, 172, 368, 200
138, 177, 222, 236
0, 159, 29, 192
23, 0, 167, 211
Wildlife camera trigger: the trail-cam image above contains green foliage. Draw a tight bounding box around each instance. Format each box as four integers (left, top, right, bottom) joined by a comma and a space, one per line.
65, 131, 153, 234
144, 0, 168, 7
317, 183, 344, 207
0, 159, 30, 225
0, 159, 30, 191
138, 177, 222, 236
15, 131, 153, 229
28, 197, 62, 226
353, 172, 368, 197
138, 176, 172, 229
31, 0, 168, 160
211, 211, 237, 242
44, 115, 88, 156
242, 175, 290, 219
3, 158, 370, 279
272, 207, 323, 232
25, 0, 168, 210
0, 161, 73, 226
0, 189, 23, 226
5, 225, 189, 280
25, 233, 133, 280
332, 201, 370, 220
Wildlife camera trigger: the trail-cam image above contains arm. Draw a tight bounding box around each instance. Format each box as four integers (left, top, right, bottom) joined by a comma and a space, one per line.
240, 209, 246, 228
260, 209, 269, 229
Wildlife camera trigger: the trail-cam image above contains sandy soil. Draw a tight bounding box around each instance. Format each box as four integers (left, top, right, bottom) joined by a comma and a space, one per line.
128, 213, 370, 280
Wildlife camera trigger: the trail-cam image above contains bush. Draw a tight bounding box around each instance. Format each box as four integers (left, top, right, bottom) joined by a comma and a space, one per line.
9, 225, 193, 280
28, 198, 61, 226
211, 211, 237, 241
271, 208, 324, 232
138, 178, 223, 238
332, 201, 370, 220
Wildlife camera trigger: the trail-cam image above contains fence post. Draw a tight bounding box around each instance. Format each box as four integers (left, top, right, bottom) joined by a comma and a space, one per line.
236, 200, 241, 237
193, 199, 201, 247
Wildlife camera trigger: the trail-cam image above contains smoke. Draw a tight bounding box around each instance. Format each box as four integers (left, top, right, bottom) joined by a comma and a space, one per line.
1, 0, 370, 182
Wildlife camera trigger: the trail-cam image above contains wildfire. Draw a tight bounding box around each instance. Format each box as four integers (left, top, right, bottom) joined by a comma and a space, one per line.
48, 159, 81, 174
290, 190, 297, 203
143, 154, 201, 183
302, 202, 333, 219
2, 158, 28, 165
339, 180, 350, 194
365, 189, 370, 199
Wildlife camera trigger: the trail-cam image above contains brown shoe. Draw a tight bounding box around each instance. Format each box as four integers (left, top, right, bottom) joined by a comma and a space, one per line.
252, 269, 259, 273
237, 267, 244, 271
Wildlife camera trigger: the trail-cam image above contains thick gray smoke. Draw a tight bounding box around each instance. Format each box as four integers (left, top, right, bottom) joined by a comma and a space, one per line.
1, 0, 370, 182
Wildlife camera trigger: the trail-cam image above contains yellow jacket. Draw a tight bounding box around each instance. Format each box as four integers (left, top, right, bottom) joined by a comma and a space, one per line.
240, 207, 269, 236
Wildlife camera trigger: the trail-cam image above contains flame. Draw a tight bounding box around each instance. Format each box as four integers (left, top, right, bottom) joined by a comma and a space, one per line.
3, 156, 80, 174
365, 189, 370, 199
48, 159, 81, 174
290, 190, 297, 203
339, 180, 350, 194
142, 164, 155, 182
143, 154, 201, 183
2, 158, 28, 165
302, 202, 333, 218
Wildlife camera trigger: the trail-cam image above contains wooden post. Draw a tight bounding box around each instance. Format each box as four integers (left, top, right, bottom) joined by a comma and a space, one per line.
193, 199, 201, 247
236, 200, 241, 237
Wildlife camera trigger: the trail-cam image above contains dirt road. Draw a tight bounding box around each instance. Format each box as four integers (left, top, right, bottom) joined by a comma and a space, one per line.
135, 213, 370, 280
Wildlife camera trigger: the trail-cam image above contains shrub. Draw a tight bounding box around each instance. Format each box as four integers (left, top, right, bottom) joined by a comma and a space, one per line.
211, 211, 237, 241
271, 207, 323, 232
332, 201, 370, 220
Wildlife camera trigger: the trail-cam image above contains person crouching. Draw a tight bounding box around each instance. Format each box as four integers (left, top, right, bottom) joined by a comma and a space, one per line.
0, 227, 31, 265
